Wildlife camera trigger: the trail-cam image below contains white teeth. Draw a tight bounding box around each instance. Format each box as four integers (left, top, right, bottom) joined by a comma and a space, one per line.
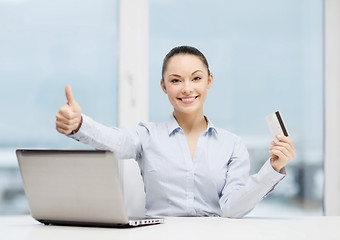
181, 97, 196, 102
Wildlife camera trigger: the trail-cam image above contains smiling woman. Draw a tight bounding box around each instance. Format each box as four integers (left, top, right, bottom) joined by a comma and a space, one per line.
56, 45, 295, 218
161, 54, 212, 116
0, 0, 324, 218
160, 47, 214, 159
149, 0, 324, 217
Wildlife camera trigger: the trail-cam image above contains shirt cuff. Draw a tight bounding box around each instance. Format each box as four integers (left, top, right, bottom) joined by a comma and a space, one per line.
67, 114, 90, 140
257, 159, 286, 189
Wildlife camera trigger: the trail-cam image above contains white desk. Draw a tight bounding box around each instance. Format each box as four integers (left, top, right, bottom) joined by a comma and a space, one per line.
1, 215, 340, 240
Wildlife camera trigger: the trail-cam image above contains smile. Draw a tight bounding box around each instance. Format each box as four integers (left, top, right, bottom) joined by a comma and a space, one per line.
178, 96, 198, 103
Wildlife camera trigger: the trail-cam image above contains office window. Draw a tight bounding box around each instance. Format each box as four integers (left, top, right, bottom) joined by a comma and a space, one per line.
149, 0, 324, 216
0, 0, 118, 214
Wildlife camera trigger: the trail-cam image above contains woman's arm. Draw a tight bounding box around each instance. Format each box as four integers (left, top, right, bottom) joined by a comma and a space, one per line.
55, 85, 142, 160
219, 139, 287, 218
68, 114, 141, 160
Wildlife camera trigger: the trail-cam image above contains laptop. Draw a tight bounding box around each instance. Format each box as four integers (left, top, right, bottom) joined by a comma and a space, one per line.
16, 149, 164, 227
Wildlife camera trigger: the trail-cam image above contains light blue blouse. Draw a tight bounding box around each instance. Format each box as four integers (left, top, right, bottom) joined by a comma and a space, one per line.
70, 114, 285, 218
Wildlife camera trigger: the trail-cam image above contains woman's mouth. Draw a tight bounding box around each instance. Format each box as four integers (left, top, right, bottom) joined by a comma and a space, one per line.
178, 96, 198, 104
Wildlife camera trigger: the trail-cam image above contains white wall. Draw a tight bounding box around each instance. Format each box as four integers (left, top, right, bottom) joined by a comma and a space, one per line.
325, 0, 340, 216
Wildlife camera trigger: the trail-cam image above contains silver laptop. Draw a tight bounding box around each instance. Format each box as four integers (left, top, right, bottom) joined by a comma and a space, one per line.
16, 149, 164, 227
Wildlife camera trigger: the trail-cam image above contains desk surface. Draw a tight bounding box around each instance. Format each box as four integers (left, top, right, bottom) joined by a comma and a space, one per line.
1, 215, 340, 240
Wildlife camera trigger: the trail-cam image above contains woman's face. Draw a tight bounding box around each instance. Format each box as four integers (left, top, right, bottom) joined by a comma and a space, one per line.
161, 54, 213, 116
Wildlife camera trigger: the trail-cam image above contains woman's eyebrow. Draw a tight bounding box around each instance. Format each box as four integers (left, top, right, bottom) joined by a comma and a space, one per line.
167, 73, 182, 78
191, 70, 203, 75
168, 70, 203, 78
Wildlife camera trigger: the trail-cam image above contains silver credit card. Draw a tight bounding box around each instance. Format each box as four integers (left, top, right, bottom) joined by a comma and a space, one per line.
265, 110, 289, 142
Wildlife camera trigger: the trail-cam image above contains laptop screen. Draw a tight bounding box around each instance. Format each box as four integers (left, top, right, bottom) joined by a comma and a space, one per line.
16, 150, 130, 226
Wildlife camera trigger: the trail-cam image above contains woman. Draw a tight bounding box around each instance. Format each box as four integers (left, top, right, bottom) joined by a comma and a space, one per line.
56, 46, 295, 218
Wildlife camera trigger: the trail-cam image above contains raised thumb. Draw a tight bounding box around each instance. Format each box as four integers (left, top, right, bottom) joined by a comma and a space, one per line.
65, 85, 75, 105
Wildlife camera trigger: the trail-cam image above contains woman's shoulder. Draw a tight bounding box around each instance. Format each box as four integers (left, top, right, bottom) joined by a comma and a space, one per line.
136, 120, 169, 135
205, 116, 239, 140
217, 127, 241, 138
138, 120, 166, 128
214, 126, 237, 136
209, 124, 244, 146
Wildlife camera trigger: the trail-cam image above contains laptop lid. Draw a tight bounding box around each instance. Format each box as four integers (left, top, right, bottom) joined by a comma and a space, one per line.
16, 149, 136, 227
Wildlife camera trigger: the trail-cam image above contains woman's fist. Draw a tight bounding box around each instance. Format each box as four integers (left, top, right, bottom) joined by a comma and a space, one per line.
56, 85, 82, 135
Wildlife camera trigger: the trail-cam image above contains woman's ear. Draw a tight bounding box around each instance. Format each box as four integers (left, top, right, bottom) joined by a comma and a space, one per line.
160, 80, 167, 94
207, 74, 213, 89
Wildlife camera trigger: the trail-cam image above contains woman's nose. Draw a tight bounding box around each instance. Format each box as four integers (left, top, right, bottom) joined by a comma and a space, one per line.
182, 80, 193, 94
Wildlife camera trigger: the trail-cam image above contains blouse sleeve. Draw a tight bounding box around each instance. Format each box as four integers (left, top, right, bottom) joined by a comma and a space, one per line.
68, 114, 143, 160
219, 137, 285, 218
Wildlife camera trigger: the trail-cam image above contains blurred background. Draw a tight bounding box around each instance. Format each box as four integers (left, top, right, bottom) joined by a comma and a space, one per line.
0, 0, 324, 216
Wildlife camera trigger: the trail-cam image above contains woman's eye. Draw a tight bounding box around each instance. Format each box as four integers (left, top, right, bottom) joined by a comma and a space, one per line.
171, 79, 180, 83
193, 77, 201, 81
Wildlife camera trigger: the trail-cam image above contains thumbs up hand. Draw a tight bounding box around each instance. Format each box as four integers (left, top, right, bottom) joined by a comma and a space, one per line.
56, 85, 82, 135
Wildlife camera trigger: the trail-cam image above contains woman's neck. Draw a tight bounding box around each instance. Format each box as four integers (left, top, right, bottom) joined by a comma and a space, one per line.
173, 110, 207, 135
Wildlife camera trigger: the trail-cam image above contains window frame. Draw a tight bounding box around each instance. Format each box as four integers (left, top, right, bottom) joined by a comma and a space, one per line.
324, 0, 340, 216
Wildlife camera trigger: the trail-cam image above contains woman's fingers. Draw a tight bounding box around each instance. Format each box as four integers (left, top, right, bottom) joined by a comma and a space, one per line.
269, 135, 296, 172
55, 86, 82, 135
